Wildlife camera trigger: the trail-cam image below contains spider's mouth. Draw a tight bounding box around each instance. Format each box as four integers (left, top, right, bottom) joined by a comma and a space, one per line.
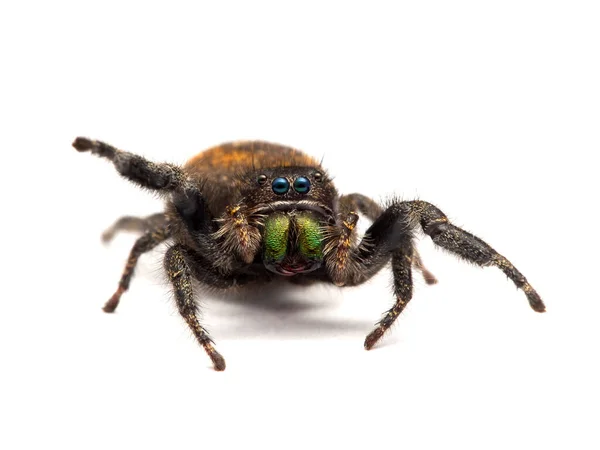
261, 210, 324, 277
265, 259, 322, 277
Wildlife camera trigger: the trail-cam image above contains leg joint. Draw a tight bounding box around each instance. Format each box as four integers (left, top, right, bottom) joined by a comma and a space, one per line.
423, 218, 449, 238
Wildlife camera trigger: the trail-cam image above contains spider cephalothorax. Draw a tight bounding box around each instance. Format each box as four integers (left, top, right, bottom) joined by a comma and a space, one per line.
73, 137, 545, 371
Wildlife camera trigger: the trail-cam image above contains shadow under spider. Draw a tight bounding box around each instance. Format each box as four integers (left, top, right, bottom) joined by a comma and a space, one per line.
203, 280, 378, 341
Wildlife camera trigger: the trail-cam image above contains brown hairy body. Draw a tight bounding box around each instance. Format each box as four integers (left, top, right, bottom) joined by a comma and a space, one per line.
72, 136, 545, 371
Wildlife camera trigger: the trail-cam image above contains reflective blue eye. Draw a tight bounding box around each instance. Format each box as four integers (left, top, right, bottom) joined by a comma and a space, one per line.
272, 177, 290, 195
293, 176, 311, 194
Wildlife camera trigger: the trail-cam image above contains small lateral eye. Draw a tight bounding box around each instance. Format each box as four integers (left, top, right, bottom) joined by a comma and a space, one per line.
272, 177, 290, 195
257, 174, 267, 185
313, 172, 323, 182
293, 176, 311, 194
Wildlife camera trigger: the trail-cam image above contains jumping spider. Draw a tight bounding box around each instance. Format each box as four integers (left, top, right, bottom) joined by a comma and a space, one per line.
72, 137, 545, 371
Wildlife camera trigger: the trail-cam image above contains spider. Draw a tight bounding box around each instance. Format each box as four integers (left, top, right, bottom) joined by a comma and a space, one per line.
72, 137, 545, 371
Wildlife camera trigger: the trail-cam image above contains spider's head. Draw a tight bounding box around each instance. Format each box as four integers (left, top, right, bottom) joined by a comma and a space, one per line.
241, 166, 337, 276
172, 162, 337, 274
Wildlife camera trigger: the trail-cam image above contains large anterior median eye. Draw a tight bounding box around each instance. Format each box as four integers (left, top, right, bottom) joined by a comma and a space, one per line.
272, 177, 290, 195
293, 176, 311, 194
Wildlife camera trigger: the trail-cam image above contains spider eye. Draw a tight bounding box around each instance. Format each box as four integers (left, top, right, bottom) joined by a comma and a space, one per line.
257, 174, 267, 185
293, 176, 311, 194
272, 177, 290, 195
313, 172, 323, 182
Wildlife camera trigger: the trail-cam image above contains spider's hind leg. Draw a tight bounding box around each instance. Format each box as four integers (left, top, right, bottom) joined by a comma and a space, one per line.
102, 213, 168, 243
412, 247, 437, 285
103, 219, 171, 313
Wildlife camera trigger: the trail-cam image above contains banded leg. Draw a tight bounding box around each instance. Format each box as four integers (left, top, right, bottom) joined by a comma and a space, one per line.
104, 224, 171, 312
102, 213, 168, 243
165, 245, 226, 371
338, 193, 437, 285
365, 239, 414, 349
72, 137, 188, 192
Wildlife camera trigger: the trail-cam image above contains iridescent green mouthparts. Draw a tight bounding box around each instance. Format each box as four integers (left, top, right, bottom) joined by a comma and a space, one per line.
295, 212, 324, 260
262, 211, 324, 264
263, 213, 291, 262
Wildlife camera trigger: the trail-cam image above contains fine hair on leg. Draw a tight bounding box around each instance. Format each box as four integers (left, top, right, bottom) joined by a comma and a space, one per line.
164, 244, 226, 371
103, 223, 171, 313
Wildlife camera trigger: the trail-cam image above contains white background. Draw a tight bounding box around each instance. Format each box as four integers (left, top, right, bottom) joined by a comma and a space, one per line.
1, 1, 599, 449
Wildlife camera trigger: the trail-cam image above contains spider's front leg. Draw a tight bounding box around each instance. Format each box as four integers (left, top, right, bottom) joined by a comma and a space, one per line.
165, 244, 260, 371
364, 240, 416, 350
165, 244, 226, 371
403, 200, 545, 312
325, 207, 419, 349
328, 199, 545, 350
73, 137, 187, 192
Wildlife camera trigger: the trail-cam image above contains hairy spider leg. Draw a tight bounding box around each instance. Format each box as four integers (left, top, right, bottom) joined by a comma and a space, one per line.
404, 200, 545, 311
411, 249, 437, 285
72, 137, 188, 192
365, 241, 415, 350
165, 245, 226, 371
330, 199, 545, 349
103, 223, 171, 313
73, 137, 248, 275
338, 193, 437, 284
338, 193, 383, 220
102, 213, 168, 243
